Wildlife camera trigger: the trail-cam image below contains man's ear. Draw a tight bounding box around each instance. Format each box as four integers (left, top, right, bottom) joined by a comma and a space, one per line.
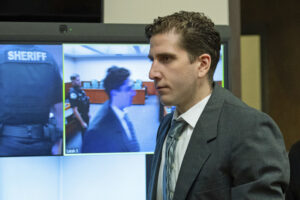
197, 53, 211, 78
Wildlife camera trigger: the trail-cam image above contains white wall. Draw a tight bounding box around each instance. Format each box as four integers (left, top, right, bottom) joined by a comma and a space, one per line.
104, 0, 229, 25
64, 58, 76, 82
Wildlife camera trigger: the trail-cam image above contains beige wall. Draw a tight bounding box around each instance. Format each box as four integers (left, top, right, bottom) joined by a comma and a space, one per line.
104, 0, 229, 25
240, 35, 261, 111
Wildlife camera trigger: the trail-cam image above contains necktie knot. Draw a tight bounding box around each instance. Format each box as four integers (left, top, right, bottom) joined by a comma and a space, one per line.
168, 119, 186, 139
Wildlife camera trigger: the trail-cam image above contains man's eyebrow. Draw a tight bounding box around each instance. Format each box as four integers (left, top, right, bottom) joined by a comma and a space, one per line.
148, 53, 176, 60
157, 53, 176, 58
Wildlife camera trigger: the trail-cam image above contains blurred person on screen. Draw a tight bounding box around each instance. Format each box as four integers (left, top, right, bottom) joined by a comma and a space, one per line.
68, 73, 90, 140
82, 66, 140, 153
286, 140, 300, 200
0, 45, 63, 156
146, 11, 289, 200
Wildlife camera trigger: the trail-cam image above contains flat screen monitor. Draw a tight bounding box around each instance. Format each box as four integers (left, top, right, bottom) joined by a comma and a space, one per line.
0, 24, 230, 200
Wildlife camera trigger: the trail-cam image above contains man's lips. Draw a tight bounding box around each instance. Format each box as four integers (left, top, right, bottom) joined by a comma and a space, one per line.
156, 85, 169, 92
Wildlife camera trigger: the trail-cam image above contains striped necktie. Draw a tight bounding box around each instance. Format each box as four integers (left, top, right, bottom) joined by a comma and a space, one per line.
163, 119, 187, 200
124, 113, 140, 152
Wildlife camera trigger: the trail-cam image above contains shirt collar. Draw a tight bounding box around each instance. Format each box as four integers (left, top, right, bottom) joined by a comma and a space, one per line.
111, 105, 126, 119
173, 94, 211, 128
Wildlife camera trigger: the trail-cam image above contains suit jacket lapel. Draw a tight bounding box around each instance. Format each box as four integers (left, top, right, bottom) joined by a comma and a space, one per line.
148, 114, 173, 200
105, 104, 132, 151
174, 84, 225, 200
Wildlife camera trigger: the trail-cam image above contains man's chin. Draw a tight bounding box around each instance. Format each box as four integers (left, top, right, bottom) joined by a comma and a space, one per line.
159, 96, 174, 107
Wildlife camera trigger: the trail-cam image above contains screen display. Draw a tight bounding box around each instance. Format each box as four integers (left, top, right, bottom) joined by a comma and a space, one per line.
0, 43, 226, 157
214, 44, 226, 86
63, 43, 160, 155
0, 44, 63, 157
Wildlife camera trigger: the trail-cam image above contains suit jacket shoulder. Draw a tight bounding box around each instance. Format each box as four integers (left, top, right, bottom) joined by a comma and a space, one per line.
82, 101, 129, 153
184, 84, 289, 199
149, 84, 289, 200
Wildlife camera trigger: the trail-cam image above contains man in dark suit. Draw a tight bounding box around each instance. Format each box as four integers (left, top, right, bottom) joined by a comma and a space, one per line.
82, 66, 140, 153
286, 140, 300, 200
146, 11, 289, 200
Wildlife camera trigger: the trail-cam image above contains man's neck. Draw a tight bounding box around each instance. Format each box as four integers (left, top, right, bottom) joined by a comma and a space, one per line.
110, 101, 124, 111
177, 82, 212, 115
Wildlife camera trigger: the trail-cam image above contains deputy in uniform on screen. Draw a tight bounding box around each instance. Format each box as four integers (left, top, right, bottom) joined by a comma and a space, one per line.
68, 73, 90, 140
0, 45, 63, 156
82, 66, 140, 153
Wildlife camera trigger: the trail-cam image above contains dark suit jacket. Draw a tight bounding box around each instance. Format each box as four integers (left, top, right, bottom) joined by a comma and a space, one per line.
286, 140, 300, 200
82, 101, 139, 153
148, 84, 289, 200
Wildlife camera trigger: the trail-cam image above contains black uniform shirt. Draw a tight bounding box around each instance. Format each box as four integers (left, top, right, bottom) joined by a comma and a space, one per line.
69, 87, 90, 117
0, 45, 62, 125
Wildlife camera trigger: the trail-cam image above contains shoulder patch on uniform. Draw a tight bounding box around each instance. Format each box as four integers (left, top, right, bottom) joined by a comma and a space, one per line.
70, 92, 77, 99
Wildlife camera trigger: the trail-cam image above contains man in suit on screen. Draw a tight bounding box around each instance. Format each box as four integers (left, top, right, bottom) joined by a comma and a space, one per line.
146, 11, 289, 200
82, 66, 140, 153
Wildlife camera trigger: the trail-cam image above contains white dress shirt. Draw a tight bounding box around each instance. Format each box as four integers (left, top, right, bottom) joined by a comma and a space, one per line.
157, 94, 211, 200
111, 106, 132, 140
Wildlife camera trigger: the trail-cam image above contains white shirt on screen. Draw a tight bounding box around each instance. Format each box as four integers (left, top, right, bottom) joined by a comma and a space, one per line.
111, 106, 132, 140
156, 94, 211, 200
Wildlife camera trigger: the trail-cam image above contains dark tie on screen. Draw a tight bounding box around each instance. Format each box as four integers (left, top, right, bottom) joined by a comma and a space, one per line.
163, 120, 187, 200
124, 113, 140, 152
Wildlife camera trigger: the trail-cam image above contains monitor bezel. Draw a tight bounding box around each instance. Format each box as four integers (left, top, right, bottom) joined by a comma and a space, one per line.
0, 23, 230, 43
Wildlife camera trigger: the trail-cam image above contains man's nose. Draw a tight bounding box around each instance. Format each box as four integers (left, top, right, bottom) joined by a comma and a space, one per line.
149, 60, 161, 80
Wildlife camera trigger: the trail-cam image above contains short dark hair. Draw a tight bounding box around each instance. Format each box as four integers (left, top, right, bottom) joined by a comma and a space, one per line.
104, 66, 130, 98
70, 73, 80, 81
145, 11, 221, 85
